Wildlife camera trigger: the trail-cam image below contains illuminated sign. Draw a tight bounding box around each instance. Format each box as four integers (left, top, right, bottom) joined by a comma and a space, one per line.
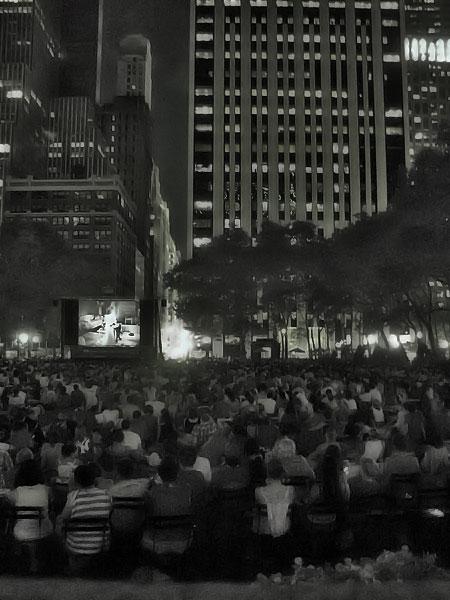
405, 38, 450, 62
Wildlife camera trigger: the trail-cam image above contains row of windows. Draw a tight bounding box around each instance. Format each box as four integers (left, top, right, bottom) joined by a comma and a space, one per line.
71, 243, 112, 251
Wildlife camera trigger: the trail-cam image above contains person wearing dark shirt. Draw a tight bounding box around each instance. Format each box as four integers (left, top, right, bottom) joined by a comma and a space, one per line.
177, 447, 209, 507
70, 384, 86, 411
211, 452, 249, 490
142, 457, 192, 556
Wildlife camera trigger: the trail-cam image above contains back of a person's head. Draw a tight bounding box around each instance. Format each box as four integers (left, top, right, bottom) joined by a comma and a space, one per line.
267, 458, 284, 480
224, 453, 240, 468
392, 432, 408, 452
116, 458, 134, 480
157, 456, 179, 483
15, 459, 43, 488
112, 429, 125, 444
46, 431, 59, 445
61, 442, 76, 458
178, 447, 197, 468
74, 464, 96, 488
121, 419, 130, 431
144, 404, 154, 415
132, 410, 141, 420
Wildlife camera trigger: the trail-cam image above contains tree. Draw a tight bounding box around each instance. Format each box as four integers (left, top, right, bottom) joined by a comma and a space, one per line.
254, 221, 317, 358
165, 229, 257, 355
0, 219, 110, 344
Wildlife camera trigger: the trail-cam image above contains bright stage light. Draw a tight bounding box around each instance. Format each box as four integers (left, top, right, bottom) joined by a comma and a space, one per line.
18, 333, 29, 344
389, 334, 400, 349
367, 333, 378, 345
162, 322, 194, 360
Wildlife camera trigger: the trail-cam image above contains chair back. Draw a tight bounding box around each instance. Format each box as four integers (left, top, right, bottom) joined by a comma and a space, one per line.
14, 506, 45, 538
64, 516, 111, 553
112, 496, 145, 511
253, 502, 292, 535
218, 486, 253, 514
282, 475, 312, 489
15, 506, 44, 522
305, 503, 337, 533
145, 513, 195, 555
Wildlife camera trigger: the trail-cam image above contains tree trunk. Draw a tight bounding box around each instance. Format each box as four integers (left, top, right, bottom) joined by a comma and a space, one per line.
379, 328, 389, 350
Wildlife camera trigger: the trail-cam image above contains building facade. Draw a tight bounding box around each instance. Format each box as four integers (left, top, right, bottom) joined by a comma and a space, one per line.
149, 165, 180, 349
404, 0, 450, 162
188, 0, 409, 257
4, 176, 137, 296
59, 0, 100, 101
46, 96, 113, 179
100, 97, 152, 257
0, 0, 60, 219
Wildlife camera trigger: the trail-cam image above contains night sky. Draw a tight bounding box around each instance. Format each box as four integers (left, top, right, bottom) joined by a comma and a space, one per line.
100, 0, 191, 256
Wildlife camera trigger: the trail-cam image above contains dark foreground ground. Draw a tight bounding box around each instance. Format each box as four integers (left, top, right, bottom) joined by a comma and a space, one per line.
1, 577, 450, 600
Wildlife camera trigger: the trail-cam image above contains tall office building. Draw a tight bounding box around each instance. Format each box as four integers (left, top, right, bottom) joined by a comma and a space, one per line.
100, 96, 153, 295
46, 97, 113, 179
59, 0, 100, 101
0, 0, 60, 219
188, 0, 409, 257
404, 1, 450, 162
116, 35, 152, 109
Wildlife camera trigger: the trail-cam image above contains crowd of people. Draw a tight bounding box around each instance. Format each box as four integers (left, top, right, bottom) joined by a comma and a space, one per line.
1, 357, 450, 579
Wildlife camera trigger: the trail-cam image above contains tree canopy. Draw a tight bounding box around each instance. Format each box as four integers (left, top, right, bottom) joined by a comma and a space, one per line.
167, 148, 450, 356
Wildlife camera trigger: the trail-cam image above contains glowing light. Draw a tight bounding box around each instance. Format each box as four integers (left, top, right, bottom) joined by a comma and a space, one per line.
399, 334, 411, 344
416, 331, 423, 339
406, 38, 450, 62
18, 333, 29, 344
162, 322, 194, 360
367, 334, 378, 345
389, 334, 400, 349
32, 336, 40, 344
6, 90, 23, 99
438, 340, 449, 349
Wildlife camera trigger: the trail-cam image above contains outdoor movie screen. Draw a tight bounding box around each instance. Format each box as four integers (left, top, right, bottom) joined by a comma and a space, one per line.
78, 299, 140, 348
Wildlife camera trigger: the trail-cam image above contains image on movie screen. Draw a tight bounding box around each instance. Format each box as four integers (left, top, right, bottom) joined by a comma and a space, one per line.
78, 300, 140, 348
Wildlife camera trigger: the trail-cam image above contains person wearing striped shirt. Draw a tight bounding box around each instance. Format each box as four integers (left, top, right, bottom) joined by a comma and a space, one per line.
60, 464, 111, 574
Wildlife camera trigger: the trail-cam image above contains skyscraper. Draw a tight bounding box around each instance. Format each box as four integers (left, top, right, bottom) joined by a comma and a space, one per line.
116, 35, 152, 108
100, 96, 153, 295
0, 0, 60, 218
59, 0, 100, 101
188, 0, 409, 257
46, 96, 112, 179
404, 0, 450, 162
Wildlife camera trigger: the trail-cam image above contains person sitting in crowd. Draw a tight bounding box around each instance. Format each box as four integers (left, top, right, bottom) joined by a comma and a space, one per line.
420, 430, 450, 488
176, 446, 209, 506
56, 443, 79, 487
141, 457, 193, 556
316, 445, 350, 507
254, 458, 294, 538
121, 419, 142, 451
8, 459, 53, 543
211, 450, 249, 490
348, 458, 382, 499
192, 411, 218, 447
383, 432, 420, 481
59, 464, 112, 575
